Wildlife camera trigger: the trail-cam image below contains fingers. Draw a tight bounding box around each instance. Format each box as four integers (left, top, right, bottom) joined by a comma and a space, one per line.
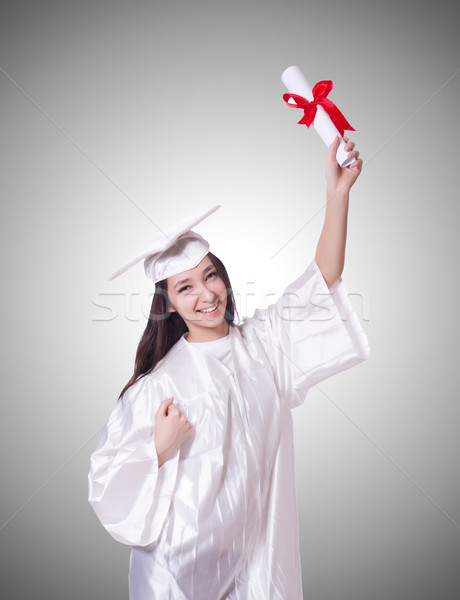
169, 405, 194, 439
328, 136, 359, 161
157, 396, 174, 417
347, 149, 360, 161
349, 158, 363, 176
354, 158, 364, 171
166, 402, 191, 430
166, 398, 187, 420
343, 138, 361, 167
331, 136, 357, 154
344, 138, 355, 152
167, 402, 179, 416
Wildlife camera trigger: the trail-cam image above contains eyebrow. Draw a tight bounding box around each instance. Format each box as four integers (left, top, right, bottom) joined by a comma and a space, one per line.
173, 265, 215, 289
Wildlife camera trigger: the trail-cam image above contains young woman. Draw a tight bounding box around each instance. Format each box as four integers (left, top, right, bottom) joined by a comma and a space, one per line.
88, 136, 370, 599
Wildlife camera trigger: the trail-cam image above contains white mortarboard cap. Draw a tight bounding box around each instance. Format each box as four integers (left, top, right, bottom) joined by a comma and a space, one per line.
108, 205, 220, 283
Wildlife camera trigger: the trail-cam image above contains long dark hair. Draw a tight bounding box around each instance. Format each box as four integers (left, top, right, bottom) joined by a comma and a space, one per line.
118, 252, 238, 400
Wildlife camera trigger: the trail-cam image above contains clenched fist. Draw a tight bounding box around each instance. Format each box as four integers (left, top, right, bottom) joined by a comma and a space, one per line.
154, 397, 193, 467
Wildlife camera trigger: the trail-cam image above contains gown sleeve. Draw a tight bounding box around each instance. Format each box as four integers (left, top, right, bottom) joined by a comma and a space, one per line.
243, 259, 370, 409
87, 377, 179, 546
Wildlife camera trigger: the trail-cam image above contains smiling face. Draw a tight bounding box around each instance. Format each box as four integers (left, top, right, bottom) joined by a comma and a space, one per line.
166, 256, 229, 343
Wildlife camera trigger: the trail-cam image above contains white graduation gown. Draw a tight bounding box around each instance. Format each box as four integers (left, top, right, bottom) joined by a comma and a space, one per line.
88, 260, 370, 599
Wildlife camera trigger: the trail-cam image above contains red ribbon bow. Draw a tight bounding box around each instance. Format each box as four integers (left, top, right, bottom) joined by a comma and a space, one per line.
283, 80, 355, 137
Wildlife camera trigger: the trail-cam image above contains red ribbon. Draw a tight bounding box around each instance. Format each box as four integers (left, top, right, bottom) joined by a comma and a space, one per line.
283, 80, 355, 137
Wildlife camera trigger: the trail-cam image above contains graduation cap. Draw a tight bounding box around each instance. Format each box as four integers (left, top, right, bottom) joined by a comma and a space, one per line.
108, 205, 220, 283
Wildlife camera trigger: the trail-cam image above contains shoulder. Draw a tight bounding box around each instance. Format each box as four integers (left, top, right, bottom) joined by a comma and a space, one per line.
151, 335, 194, 377
119, 343, 182, 404
234, 261, 321, 343
232, 316, 274, 368
120, 336, 193, 403
123, 338, 187, 394
237, 313, 268, 340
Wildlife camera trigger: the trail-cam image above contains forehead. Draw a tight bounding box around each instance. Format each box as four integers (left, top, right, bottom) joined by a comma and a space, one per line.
167, 256, 214, 289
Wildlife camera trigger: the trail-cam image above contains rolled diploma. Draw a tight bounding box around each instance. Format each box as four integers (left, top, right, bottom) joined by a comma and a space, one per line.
282, 65, 355, 167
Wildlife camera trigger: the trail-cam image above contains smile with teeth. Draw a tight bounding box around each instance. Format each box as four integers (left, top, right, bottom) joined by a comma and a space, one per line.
197, 301, 220, 314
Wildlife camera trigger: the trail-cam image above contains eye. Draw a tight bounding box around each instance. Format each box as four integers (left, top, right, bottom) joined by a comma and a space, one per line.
206, 271, 217, 280
178, 285, 191, 293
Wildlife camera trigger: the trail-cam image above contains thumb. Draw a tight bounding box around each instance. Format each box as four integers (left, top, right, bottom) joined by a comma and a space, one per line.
158, 396, 174, 418
328, 135, 341, 156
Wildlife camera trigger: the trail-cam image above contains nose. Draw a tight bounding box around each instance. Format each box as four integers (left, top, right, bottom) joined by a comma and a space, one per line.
197, 281, 215, 302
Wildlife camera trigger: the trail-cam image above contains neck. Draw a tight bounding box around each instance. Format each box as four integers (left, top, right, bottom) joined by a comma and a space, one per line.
186, 322, 230, 343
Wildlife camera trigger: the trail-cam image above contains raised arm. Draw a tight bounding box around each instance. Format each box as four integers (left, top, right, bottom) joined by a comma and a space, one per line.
315, 136, 363, 288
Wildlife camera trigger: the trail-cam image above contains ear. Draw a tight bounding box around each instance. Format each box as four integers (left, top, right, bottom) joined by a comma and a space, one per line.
168, 305, 176, 313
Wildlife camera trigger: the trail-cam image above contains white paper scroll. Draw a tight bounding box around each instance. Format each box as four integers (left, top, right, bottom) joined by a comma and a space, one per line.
281, 65, 355, 167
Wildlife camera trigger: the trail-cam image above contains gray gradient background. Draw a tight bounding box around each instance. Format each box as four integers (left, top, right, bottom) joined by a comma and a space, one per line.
1, 0, 459, 598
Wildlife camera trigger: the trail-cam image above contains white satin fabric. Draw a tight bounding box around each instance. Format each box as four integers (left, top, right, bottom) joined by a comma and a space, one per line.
88, 260, 370, 599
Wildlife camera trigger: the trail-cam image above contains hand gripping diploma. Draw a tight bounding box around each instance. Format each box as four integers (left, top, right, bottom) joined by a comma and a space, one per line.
325, 135, 362, 196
